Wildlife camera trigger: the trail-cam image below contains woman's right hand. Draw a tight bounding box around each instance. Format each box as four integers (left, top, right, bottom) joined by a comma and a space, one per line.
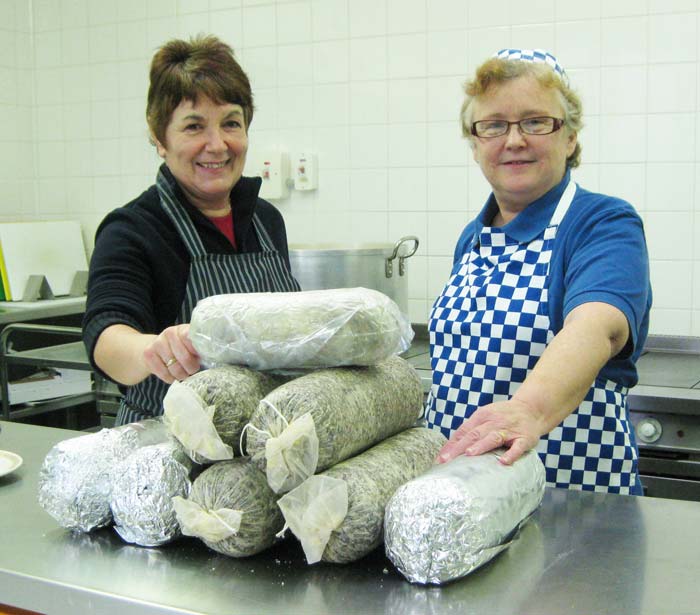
143, 323, 201, 384
436, 398, 544, 466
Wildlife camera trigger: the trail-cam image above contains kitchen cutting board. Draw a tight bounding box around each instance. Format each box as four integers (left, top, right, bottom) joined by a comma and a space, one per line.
0, 221, 88, 300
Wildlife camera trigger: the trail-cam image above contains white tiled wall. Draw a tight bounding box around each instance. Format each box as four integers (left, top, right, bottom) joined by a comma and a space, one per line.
0, 0, 34, 220
3, 0, 700, 334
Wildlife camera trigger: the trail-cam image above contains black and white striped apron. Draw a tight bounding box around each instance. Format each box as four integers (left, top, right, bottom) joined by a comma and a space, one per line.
115, 171, 300, 425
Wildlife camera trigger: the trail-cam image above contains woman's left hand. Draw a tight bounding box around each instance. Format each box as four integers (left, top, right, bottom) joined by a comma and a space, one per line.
437, 398, 544, 466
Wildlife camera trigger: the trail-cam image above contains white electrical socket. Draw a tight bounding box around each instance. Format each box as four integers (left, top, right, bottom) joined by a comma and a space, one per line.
292, 152, 318, 191
248, 149, 290, 200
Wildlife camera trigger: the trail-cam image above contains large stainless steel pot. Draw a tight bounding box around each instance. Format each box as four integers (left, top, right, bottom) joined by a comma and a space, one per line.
288, 236, 419, 313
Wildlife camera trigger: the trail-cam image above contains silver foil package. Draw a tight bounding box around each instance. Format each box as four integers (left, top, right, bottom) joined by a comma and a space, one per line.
384, 449, 546, 585
110, 440, 194, 547
37, 419, 170, 532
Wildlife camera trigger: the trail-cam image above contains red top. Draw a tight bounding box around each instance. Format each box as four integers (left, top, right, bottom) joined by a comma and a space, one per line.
209, 212, 237, 249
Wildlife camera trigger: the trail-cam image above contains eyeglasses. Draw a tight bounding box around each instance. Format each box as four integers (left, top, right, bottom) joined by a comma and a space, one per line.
471, 116, 564, 138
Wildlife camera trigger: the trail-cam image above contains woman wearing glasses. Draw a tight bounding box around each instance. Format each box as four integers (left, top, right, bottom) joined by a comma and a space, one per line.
429, 50, 652, 495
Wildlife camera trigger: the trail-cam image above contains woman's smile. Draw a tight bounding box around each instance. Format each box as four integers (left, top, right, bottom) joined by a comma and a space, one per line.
197, 160, 229, 169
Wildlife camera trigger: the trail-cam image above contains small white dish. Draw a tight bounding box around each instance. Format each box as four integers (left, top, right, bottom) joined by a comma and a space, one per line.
0, 450, 23, 477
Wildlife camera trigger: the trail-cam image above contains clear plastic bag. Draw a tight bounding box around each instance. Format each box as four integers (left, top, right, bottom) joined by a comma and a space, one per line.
163, 366, 288, 464
189, 287, 414, 370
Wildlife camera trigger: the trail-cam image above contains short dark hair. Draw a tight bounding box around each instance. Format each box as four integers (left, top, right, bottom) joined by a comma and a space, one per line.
146, 34, 254, 145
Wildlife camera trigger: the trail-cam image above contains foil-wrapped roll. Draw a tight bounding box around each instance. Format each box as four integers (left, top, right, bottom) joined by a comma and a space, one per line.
37, 419, 170, 532
384, 449, 546, 585
110, 440, 194, 547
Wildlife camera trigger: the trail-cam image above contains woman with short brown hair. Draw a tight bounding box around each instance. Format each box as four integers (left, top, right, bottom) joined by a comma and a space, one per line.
83, 35, 299, 425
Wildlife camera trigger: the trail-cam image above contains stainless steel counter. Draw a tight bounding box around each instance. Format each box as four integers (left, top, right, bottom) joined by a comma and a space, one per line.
1, 421, 699, 615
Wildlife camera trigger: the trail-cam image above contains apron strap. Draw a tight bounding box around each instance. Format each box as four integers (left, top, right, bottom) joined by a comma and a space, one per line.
252, 214, 276, 252
547, 180, 577, 230
157, 169, 207, 258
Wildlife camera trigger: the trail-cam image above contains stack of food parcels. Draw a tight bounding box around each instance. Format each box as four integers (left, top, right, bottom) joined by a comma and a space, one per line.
37, 287, 546, 584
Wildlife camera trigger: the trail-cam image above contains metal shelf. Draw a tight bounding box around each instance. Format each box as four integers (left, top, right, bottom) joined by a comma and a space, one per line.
0, 323, 95, 423
4, 340, 90, 369
7, 392, 96, 420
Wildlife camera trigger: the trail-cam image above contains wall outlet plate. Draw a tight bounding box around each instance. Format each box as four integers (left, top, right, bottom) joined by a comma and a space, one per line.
245, 148, 290, 200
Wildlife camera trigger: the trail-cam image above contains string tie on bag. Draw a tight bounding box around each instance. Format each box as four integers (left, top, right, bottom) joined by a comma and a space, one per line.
239, 399, 289, 456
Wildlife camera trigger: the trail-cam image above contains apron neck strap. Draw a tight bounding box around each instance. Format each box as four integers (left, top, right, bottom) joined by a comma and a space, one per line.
548, 180, 577, 230
157, 168, 208, 258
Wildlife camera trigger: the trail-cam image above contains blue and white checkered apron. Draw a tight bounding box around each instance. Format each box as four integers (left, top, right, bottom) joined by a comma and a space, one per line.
427, 181, 640, 494
115, 170, 301, 425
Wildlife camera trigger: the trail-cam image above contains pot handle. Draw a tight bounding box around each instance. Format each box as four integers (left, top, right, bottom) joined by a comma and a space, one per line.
386, 235, 419, 278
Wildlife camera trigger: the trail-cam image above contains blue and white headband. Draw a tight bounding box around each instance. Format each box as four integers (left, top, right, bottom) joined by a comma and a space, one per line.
494, 48, 568, 84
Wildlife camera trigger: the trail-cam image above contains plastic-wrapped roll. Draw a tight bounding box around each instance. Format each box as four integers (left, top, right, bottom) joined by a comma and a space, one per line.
189, 287, 413, 371
163, 366, 286, 464
172, 458, 283, 558
245, 355, 424, 493
110, 440, 194, 547
277, 427, 446, 564
38, 419, 170, 532
384, 449, 546, 585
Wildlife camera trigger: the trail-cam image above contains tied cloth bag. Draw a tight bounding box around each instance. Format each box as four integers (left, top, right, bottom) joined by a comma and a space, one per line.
243, 355, 424, 494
